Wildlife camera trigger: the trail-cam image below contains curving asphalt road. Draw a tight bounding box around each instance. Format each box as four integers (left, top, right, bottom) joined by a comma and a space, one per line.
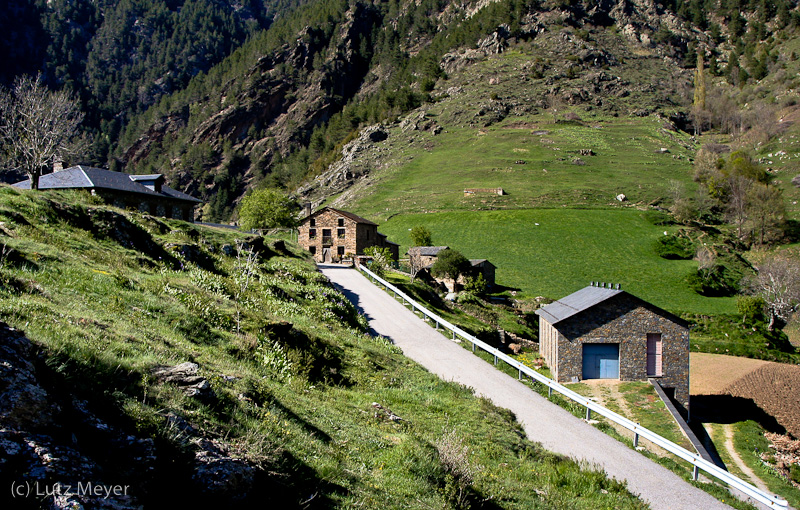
321, 264, 735, 510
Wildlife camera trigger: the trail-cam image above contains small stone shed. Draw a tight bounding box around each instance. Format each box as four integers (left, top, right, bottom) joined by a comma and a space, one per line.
13, 165, 201, 222
408, 246, 496, 287
298, 207, 399, 263
536, 283, 689, 410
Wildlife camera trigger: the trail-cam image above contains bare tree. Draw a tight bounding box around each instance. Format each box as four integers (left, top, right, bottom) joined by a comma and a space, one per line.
0, 74, 84, 190
748, 255, 800, 330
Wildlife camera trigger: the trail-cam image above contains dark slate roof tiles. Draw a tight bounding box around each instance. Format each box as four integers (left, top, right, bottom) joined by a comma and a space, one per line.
535, 286, 623, 324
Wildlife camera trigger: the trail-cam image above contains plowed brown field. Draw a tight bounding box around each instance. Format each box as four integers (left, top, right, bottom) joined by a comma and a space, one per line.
691, 353, 800, 438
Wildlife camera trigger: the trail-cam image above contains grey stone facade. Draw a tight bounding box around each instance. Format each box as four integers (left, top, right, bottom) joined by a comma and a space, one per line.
537, 287, 690, 411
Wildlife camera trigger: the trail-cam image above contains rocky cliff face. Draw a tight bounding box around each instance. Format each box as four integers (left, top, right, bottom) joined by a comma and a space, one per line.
121, 1, 382, 203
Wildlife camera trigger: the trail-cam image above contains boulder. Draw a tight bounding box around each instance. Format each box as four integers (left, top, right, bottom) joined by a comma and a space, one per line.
151, 362, 215, 400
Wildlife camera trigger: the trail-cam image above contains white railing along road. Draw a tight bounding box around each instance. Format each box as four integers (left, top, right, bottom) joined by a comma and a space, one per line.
357, 265, 788, 510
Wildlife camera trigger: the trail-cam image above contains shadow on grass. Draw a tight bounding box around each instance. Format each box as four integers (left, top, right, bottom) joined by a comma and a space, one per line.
691, 394, 786, 435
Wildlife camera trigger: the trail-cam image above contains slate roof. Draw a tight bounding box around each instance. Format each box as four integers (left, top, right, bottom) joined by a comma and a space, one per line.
409, 246, 449, 257
535, 285, 623, 325
13, 166, 201, 203
303, 207, 377, 226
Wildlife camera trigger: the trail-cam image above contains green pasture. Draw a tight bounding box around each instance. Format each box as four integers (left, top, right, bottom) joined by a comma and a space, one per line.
377, 208, 737, 316
350, 110, 697, 218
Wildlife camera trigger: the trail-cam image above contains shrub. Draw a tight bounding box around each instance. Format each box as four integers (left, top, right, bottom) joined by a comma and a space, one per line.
364, 245, 392, 277
654, 235, 693, 259
643, 210, 674, 226
687, 263, 741, 296
410, 226, 432, 247
431, 249, 470, 280
462, 273, 487, 295
737, 295, 765, 326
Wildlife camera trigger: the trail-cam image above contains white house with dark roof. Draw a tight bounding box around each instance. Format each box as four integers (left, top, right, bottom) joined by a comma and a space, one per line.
13, 166, 202, 222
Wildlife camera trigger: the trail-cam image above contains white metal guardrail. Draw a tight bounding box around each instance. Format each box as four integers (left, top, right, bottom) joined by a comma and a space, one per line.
357, 265, 788, 509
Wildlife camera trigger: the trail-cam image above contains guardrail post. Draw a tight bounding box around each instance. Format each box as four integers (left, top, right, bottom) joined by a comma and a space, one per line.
435, 321, 439, 330
356, 265, 790, 510
518, 368, 522, 380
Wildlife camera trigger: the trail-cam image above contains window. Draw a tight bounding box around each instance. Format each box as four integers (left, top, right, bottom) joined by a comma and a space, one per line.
646, 334, 663, 377
337, 246, 345, 256
337, 228, 346, 239
338, 218, 344, 227
309, 246, 316, 255
310, 218, 316, 227
309, 229, 316, 239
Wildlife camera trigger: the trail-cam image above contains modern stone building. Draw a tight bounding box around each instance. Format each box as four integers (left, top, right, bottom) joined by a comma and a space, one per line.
13, 165, 202, 222
297, 207, 399, 263
536, 283, 690, 410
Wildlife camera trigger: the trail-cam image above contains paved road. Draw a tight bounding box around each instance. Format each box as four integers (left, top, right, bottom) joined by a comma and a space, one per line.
321, 265, 735, 510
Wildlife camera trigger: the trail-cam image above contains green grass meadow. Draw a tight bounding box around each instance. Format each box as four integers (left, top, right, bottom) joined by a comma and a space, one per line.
352, 115, 698, 218
378, 208, 737, 315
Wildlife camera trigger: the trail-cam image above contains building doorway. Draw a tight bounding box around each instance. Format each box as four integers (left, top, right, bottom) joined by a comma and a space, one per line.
582, 343, 620, 379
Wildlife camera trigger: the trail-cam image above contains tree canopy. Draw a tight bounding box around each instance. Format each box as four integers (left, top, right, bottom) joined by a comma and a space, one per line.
431, 249, 471, 280
237, 188, 299, 231
410, 226, 432, 247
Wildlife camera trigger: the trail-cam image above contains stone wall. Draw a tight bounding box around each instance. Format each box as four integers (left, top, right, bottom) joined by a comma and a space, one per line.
298, 209, 360, 262
549, 294, 689, 410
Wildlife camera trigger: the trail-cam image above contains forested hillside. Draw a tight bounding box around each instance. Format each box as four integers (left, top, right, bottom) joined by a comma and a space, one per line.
0, 0, 305, 165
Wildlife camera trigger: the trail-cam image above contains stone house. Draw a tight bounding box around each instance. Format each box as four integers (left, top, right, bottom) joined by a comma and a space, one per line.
297, 207, 399, 263
536, 283, 690, 410
13, 165, 201, 222
408, 246, 496, 290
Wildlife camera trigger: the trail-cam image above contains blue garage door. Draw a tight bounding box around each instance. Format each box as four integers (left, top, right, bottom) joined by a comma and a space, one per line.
582, 344, 620, 379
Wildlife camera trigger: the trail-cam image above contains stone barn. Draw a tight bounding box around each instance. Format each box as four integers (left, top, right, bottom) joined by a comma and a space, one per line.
298, 207, 399, 263
13, 165, 202, 222
536, 283, 689, 410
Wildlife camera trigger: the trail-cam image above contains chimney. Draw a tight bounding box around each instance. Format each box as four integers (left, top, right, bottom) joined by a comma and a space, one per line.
303, 202, 312, 218
53, 160, 63, 172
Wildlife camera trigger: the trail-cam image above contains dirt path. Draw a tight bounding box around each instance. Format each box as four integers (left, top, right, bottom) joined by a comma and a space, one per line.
724, 424, 771, 493
321, 265, 734, 510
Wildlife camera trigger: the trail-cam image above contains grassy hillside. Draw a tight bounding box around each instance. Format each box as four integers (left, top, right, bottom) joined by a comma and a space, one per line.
0, 186, 646, 509
378, 208, 736, 315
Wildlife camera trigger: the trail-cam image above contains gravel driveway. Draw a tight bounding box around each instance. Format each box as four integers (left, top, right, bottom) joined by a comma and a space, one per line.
321, 264, 736, 510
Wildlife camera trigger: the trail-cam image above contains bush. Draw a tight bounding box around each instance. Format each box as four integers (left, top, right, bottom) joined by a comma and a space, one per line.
654, 235, 693, 259
410, 226, 433, 247
431, 249, 470, 280
737, 295, 765, 326
643, 210, 674, 226
462, 273, 487, 295
687, 263, 741, 296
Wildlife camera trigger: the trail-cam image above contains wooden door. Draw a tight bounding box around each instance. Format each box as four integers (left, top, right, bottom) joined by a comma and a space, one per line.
647, 333, 662, 377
